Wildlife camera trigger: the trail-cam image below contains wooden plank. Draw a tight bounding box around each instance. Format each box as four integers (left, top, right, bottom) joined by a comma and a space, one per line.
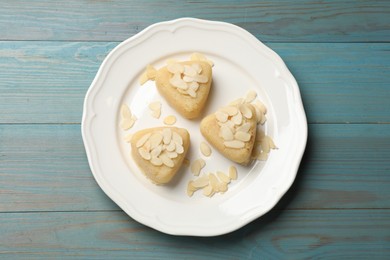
0, 210, 388, 258
0, 41, 389, 124
0, 0, 389, 42
0, 124, 389, 212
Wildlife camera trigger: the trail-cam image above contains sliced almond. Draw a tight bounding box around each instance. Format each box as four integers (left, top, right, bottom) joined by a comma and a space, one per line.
150, 145, 162, 157
163, 115, 176, 125
166, 58, 178, 65
240, 104, 252, 119
254, 100, 267, 114
138, 148, 151, 160
183, 75, 194, 83
236, 122, 251, 133
200, 142, 212, 157
188, 81, 199, 91
166, 141, 176, 152
190, 52, 214, 67
245, 90, 257, 103
217, 182, 228, 192
148, 101, 161, 111
121, 104, 132, 119
217, 171, 231, 183
170, 72, 188, 90
160, 153, 174, 168
235, 131, 251, 142
151, 110, 161, 119
267, 136, 277, 149
219, 120, 235, 131
191, 159, 206, 176
184, 65, 196, 77
231, 112, 242, 125
187, 88, 197, 98
193, 74, 208, 83
224, 140, 245, 149
146, 65, 157, 80
215, 111, 228, 123
166, 152, 178, 158
150, 156, 163, 166
191, 63, 202, 73
162, 128, 172, 144
220, 106, 238, 116
220, 125, 234, 141
192, 174, 209, 188
257, 152, 268, 161
260, 114, 267, 125
254, 106, 262, 124
229, 166, 237, 180
120, 119, 133, 130
203, 185, 214, 197
187, 184, 195, 197
167, 63, 184, 74
139, 71, 149, 85
229, 98, 244, 106
149, 133, 163, 149
172, 132, 183, 145
175, 143, 184, 154
209, 173, 219, 191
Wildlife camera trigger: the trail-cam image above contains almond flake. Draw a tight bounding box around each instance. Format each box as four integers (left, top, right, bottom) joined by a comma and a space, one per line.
231, 112, 242, 125
121, 104, 132, 119
219, 120, 235, 131
220, 125, 234, 141
166, 58, 178, 65
192, 174, 209, 188
184, 65, 197, 77
167, 152, 178, 158
260, 115, 267, 125
167, 63, 184, 74
235, 131, 251, 142
188, 82, 199, 91
150, 156, 163, 166
209, 173, 219, 190
183, 75, 194, 82
138, 148, 151, 160
191, 159, 206, 176
120, 119, 133, 130
190, 52, 214, 67
254, 100, 267, 114
217, 182, 228, 192
146, 65, 157, 80
221, 106, 238, 116
267, 136, 277, 149
224, 140, 245, 149
240, 104, 253, 119
148, 101, 161, 111
139, 71, 149, 85
149, 133, 163, 149
229, 98, 244, 106
203, 185, 214, 197
191, 63, 202, 73
236, 122, 251, 133
172, 132, 183, 145
150, 145, 162, 157
170, 73, 188, 90
160, 153, 174, 168
166, 141, 176, 152
151, 110, 161, 119
187, 88, 197, 98
254, 106, 262, 123
200, 142, 212, 157
245, 90, 257, 103
163, 115, 176, 125
162, 128, 172, 144
217, 171, 231, 183
229, 166, 237, 180
215, 111, 228, 122
175, 143, 184, 154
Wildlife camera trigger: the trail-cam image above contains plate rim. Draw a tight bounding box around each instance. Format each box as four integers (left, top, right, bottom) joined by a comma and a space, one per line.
82, 17, 308, 236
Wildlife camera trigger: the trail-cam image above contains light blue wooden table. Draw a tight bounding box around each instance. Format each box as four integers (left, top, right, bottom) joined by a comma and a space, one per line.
1, 1, 389, 258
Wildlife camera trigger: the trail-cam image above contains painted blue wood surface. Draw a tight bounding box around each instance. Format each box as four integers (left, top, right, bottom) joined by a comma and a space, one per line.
0, 0, 389, 258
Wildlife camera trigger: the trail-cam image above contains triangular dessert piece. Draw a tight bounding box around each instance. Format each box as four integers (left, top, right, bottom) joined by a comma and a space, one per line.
200, 103, 257, 165
130, 127, 190, 184
155, 60, 212, 119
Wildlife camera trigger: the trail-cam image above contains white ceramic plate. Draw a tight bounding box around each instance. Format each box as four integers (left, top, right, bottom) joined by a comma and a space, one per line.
82, 18, 307, 236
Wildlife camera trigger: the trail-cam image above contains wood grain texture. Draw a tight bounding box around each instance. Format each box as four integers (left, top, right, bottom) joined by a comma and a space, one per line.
0, 42, 389, 124
1, 124, 389, 212
1, 0, 389, 42
0, 210, 389, 259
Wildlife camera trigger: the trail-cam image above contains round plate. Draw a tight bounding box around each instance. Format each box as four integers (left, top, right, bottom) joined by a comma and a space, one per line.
82, 18, 307, 236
